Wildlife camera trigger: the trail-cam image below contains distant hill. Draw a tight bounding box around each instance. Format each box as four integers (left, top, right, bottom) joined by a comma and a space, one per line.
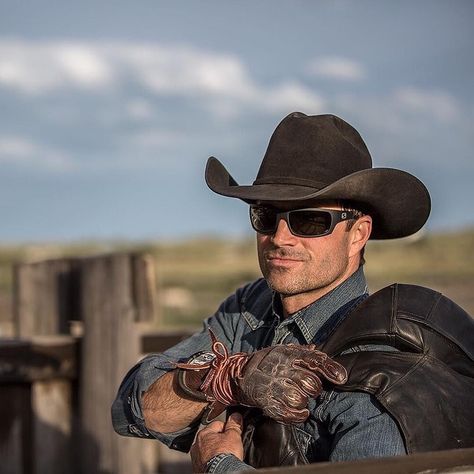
0, 229, 472, 330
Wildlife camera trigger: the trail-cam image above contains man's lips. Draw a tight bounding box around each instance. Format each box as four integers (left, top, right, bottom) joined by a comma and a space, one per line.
264, 250, 308, 264
267, 256, 303, 262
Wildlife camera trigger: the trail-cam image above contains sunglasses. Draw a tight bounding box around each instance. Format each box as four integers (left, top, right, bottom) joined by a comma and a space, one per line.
249, 205, 357, 238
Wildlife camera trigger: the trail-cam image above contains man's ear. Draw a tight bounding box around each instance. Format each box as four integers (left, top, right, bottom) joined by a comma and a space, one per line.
349, 215, 372, 259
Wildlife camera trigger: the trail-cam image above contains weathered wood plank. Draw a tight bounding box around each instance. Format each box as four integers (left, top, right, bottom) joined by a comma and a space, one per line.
0, 329, 199, 385
0, 336, 77, 383
13, 259, 80, 338
132, 253, 160, 324
13, 253, 158, 336
253, 447, 474, 474
32, 379, 73, 474
78, 254, 142, 474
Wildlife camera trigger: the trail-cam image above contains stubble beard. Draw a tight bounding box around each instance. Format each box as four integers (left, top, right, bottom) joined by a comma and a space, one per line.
259, 249, 350, 297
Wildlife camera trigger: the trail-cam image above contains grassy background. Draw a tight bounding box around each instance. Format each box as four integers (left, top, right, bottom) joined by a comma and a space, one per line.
0, 229, 473, 333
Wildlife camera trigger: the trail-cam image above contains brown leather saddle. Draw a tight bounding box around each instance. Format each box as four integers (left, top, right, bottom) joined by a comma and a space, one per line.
241, 284, 474, 468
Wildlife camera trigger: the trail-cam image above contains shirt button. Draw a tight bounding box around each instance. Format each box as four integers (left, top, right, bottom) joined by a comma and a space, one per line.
128, 424, 140, 435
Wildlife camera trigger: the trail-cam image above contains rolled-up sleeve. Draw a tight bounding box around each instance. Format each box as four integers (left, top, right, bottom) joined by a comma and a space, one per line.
111, 290, 244, 451
206, 453, 255, 473
111, 353, 202, 450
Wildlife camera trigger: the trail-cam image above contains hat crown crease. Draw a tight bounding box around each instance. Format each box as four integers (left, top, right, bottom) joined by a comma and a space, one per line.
255, 113, 372, 188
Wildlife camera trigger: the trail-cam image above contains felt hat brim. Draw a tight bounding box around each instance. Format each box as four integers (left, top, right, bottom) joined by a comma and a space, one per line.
205, 156, 431, 240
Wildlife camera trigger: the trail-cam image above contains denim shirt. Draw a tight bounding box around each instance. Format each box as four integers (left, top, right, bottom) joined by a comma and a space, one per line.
111, 268, 406, 472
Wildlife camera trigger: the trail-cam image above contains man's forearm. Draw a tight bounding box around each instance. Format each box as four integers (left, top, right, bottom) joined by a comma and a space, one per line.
142, 370, 209, 433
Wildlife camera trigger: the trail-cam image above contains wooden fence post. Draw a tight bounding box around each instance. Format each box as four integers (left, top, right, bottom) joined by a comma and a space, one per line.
132, 253, 160, 325
78, 254, 144, 474
13, 259, 80, 338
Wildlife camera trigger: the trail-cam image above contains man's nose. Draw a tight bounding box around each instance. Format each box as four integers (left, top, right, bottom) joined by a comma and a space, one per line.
271, 217, 297, 245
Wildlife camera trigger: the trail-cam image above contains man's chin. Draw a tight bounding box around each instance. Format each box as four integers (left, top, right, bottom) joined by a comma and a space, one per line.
265, 277, 302, 296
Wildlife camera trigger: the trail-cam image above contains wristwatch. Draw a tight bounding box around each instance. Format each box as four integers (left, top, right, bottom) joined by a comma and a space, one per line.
176, 351, 216, 401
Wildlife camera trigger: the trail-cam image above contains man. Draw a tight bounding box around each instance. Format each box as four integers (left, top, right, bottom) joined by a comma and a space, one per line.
112, 113, 474, 472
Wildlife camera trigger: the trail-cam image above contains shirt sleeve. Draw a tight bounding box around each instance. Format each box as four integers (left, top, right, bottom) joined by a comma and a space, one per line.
206, 454, 255, 473
322, 390, 407, 461
111, 288, 244, 451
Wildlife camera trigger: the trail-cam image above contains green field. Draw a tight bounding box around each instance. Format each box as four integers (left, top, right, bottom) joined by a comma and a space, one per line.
0, 229, 473, 331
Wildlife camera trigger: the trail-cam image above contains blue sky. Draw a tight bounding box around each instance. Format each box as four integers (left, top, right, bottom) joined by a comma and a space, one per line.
0, 1, 473, 241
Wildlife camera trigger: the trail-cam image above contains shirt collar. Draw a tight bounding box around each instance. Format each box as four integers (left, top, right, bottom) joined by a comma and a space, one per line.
272, 266, 368, 344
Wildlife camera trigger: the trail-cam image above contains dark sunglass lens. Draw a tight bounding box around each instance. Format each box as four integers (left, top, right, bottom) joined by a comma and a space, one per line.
290, 210, 331, 236
250, 207, 277, 233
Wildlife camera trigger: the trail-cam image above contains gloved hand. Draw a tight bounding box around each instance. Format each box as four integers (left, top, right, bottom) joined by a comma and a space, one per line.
235, 343, 346, 423
176, 330, 347, 424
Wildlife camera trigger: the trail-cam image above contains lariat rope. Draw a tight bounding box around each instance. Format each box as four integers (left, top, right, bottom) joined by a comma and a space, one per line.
177, 328, 249, 406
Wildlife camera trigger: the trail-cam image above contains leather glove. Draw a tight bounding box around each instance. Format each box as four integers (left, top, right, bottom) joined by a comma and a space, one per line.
176, 329, 347, 424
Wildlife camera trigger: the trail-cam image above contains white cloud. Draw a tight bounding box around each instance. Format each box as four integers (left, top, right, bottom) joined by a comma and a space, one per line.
0, 40, 113, 94
0, 136, 76, 171
54, 43, 113, 87
306, 56, 367, 81
118, 45, 254, 98
0, 39, 324, 116
0, 39, 252, 97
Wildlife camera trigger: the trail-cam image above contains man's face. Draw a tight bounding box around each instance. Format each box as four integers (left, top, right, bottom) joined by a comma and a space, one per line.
256, 203, 358, 299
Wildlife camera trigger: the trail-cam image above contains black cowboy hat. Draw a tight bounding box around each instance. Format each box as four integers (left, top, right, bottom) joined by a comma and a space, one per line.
205, 112, 430, 239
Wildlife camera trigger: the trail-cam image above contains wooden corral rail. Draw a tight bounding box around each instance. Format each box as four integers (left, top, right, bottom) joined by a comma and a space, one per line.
253, 447, 474, 473
3, 253, 161, 474
2, 253, 474, 474
0, 331, 195, 474
0, 336, 77, 474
